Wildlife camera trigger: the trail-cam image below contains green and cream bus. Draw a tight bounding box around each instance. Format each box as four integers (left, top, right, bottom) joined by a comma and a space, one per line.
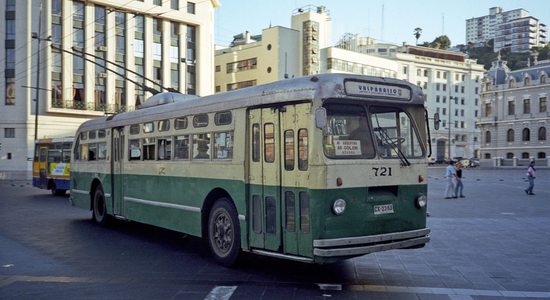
70, 74, 430, 266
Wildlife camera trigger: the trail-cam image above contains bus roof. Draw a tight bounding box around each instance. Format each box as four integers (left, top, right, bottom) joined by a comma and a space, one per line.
35, 136, 74, 144
77, 74, 424, 132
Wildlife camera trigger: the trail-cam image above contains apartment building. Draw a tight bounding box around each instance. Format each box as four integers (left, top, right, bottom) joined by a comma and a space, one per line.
214, 5, 398, 94
478, 56, 550, 167
465, 6, 547, 52
355, 43, 486, 160
0, 0, 218, 179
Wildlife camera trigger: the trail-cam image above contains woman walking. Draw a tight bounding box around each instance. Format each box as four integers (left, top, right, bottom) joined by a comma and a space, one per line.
525, 161, 536, 195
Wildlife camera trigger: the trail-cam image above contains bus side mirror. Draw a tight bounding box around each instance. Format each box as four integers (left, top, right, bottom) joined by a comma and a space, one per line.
315, 107, 327, 129
433, 112, 440, 130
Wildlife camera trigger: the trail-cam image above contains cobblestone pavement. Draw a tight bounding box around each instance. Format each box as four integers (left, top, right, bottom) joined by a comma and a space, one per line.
1, 168, 549, 299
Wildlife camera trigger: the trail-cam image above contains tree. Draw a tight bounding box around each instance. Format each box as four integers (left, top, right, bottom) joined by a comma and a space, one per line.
430, 35, 451, 49
533, 44, 550, 61
413, 28, 422, 46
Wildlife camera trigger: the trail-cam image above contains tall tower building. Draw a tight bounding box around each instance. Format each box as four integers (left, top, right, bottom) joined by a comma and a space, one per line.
0, 0, 219, 179
465, 7, 547, 52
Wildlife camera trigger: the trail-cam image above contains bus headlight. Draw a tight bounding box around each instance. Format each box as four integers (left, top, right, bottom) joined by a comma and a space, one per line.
415, 194, 427, 208
332, 199, 346, 215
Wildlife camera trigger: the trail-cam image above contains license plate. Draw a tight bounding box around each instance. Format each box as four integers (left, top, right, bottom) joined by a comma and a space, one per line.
373, 204, 394, 215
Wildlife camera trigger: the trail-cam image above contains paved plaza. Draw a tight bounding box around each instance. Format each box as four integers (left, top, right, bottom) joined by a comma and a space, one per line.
1, 167, 549, 299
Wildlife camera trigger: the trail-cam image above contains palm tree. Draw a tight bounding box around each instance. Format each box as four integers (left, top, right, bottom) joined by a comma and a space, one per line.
414, 28, 422, 46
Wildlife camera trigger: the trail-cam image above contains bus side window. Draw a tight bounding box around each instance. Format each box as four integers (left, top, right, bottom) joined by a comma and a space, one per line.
284, 130, 294, 170
252, 124, 260, 162
264, 123, 275, 163
88, 143, 97, 161
142, 138, 155, 160
298, 129, 308, 171
213, 131, 233, 159
174, 135, 190, 160
81, 144, 89, 161
97, 142, 107, 160
129, 139, 141, 160
193, 133, 211, 159
157, 137, 172, 160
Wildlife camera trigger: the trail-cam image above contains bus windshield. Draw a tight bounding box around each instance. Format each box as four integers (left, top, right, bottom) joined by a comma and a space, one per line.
323, 104, 423, 160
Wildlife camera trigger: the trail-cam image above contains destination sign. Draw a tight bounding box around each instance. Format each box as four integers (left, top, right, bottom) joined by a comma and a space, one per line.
345, 81, 411, 101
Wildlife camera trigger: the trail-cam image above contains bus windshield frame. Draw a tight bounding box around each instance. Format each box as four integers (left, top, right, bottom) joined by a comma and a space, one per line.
322, 102, 425, 160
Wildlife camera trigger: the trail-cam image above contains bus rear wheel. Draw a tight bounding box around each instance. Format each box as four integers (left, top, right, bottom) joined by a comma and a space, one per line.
207, 198, 241, 267
50, 183, 66, 196
92, 186, 109, 226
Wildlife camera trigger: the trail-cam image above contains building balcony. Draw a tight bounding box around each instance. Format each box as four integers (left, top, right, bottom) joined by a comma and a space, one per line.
51, 100, 135, 114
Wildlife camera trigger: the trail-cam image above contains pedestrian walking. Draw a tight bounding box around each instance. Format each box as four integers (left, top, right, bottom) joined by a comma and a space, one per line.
454, 162, 465, 198
444, 160, 456, 199
525, 161, 536, 195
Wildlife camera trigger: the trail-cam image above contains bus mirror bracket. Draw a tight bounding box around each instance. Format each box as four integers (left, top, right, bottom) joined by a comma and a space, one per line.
315, 107, 327, 129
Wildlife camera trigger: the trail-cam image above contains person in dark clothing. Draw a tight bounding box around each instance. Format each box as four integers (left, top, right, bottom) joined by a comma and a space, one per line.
454, 162, 464, 198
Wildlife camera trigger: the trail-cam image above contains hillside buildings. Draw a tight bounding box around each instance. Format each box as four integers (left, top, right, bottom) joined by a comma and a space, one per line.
0, 0, 219, 179
466, 7, 547, 52
216, 7, 485, 160
478, 56, 549, 167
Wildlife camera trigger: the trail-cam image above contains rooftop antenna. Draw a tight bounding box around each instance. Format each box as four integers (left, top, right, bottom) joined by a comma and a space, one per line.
442, 13, 445, 35
381, 4, 384, 41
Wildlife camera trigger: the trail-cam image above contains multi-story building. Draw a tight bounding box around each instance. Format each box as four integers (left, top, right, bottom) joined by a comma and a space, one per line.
465, 6, 547, 52
214, 5, 398, 93
0, 0, 218, 179
351, 43, 486, 160
215, 5, 484, 160
478, 56, 549, 167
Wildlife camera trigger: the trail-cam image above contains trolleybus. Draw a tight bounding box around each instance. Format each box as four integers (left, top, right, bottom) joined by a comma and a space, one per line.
33, 137, 73, 195
70, 74, 431, 266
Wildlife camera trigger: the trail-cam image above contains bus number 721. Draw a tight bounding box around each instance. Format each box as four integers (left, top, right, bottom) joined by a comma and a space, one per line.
372, 167, 392, 176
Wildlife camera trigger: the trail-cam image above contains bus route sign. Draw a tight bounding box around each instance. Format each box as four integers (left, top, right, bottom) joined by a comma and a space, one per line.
345, 81, 411, 101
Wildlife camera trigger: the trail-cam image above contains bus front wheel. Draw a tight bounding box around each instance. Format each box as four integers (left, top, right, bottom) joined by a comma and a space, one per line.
207, 198, 241, 267
92, 186, 109, 226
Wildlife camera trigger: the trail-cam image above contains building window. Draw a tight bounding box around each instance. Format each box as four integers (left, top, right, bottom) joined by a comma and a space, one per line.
171, 0, 179, 10
6, 19, 16, 40
523, 99, 531, 114
73, 1, 84, 21
541, 74, 547, 84
4, 128, 15, 138
484, 103, 492, 116
485, 130, 491, 143
5, 78, 15, 105
540, 97, 547, 113
521, 152, 529, 159
187, 2, 195, 14
539, 127, 547, 141
227, 80, 257, 91
538, 152, 547, 159
508, 100, 515, 115
522, 128, 530, 141
506, 153, 514, 159
507, 129, 514, 142
52, 0, 62, 16
524, 77, 530, 86
153, 0, 162, 5
509, 79, 515, 88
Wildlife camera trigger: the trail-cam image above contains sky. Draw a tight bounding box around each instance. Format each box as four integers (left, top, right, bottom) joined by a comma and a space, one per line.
214, 0, 550, 47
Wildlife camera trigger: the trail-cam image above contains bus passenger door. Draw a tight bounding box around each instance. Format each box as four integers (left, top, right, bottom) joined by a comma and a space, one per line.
111, 127, 124, 216
280, 103, 311, 256
248, 107, 281, 252
38, 146, 48, 189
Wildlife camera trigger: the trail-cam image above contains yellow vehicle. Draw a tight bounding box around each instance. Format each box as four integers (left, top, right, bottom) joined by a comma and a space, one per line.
33, 137, 73, 195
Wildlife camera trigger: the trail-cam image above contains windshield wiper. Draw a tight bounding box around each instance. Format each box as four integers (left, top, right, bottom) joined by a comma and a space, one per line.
374, 115, 411, 166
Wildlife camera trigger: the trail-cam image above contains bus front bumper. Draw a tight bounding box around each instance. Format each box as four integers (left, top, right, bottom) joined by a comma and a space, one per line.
313, 228, 430, 257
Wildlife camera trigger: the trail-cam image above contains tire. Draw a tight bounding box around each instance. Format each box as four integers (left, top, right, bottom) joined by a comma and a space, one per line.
92, 186, 109, 226
50, 183, 57, 196
207, 198, 241, 267
51, 184, 66, 196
